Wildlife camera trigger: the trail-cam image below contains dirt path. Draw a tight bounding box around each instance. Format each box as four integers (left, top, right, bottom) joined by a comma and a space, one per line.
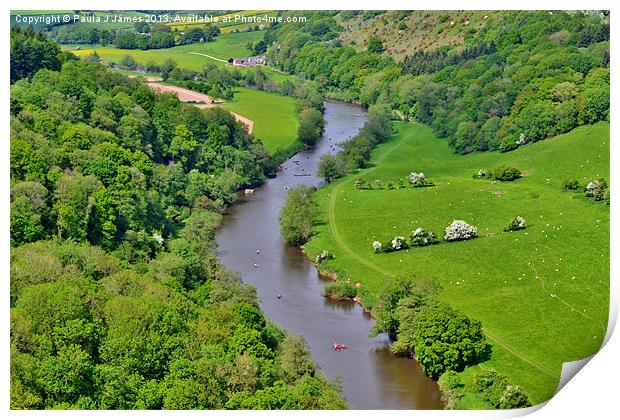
325, 129, 560, 379
146, 82, 254, 133
187, 52, 227, 63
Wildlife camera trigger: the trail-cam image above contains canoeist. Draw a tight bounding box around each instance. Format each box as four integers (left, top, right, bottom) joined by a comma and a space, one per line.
256, 249, 260, 255
277, 294, 281, 299
333, 342, 347, 350
253, 263, 258, 268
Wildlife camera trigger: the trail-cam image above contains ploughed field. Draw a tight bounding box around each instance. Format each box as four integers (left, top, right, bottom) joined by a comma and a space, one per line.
305, 121, 610, 404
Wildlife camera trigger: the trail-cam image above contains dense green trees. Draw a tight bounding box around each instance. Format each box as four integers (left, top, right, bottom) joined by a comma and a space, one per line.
10, 240, 346, 409
10, 26, 68, 83
279, 185, 318, 246
371, 277, 488, 379
10, 59, 273, 249
10, 31, 347, 409
263, 10, 609, 154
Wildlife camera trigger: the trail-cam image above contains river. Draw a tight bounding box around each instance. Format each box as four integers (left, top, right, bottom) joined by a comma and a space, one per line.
216, 101, 442, 409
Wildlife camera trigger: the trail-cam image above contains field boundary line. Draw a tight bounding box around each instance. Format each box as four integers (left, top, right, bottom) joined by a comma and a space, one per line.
483, 328, 558, 378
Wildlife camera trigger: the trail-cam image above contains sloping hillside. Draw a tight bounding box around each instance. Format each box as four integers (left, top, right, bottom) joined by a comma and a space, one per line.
336, 10, 504, 60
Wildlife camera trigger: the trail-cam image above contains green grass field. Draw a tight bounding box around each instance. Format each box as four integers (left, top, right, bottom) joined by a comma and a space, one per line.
305, 122, 610, 404
69, 31, 291, 82
217, 87, 299, 153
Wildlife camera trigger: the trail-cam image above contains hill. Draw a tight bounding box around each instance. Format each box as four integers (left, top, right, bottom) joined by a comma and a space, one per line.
336, 10, 503, 61
305, 121, 609, 405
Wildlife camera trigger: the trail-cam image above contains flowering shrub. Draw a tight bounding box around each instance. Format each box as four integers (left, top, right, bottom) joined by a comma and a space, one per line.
372, 241, 382, 253
354, 177, 367, 189
411, 228, 436, 246
408, 172, 426, 186
444, 220, 477, 242
315, 250, 334, 264
504, 216, 526, 232
585, 179, 607, 201
152, 232, 164, 245
388, 236, 409, 252
474, 169, 488, 179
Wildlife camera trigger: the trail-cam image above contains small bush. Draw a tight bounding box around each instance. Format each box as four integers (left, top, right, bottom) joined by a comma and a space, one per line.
505, 216, 526, 232
372, 240, 382, 253
411, 228, 436, 246
323, 280, 357, 299
493, 165, 521, 181
354, 177, 367, 190
444, 220, 477, 242
473, 369, 531, 409
562, 178, 580, 191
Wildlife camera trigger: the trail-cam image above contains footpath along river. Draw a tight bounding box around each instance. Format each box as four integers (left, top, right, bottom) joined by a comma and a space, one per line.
216, 101, 442, 409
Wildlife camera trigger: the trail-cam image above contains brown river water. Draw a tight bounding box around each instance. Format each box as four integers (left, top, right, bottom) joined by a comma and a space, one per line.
216, 101, 443, 409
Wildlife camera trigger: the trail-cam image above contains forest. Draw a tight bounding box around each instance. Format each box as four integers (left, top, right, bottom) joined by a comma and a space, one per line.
10, 26, 346, 409
263, 10, 609, 153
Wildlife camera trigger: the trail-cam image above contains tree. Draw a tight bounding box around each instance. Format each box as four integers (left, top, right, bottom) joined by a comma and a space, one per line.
279, 185, 317, 246
297, 108, 324, 148
53, 173, 102, 241
279, 336, 316, 382
10, 26, 64, 83
410, 304, 487, 378
120, 55, 137, 69
317, 154, 345, 183
160, 58, 177, 80
367, 36, 385, 53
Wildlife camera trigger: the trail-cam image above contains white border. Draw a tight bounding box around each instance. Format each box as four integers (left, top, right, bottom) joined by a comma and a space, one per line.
2, 1, 617, 419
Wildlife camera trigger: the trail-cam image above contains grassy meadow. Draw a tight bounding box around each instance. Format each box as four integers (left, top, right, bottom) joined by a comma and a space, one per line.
217, 87, 300, 153
305, 122, 610, 404
69, 31, 291, 82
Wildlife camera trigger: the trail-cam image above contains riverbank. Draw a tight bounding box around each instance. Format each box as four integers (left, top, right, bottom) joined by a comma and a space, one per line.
215, 101, 443, 409
304, 120, 609, 406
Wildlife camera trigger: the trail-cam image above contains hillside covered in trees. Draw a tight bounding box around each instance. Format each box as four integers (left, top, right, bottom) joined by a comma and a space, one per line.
263, 10, 609, 154
9, 26, 346, 410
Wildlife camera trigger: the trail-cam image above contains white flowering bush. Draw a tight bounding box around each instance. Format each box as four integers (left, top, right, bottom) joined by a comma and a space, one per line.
408, 172, 426, 186
315, 250, 334, 264
585, 179, 607, 201
389, 236, 409, 252
152, 232, 164, 245
505, 216, 526, 232
372, 241, 382, 253
411, 228, 436, 246
474, 169, 488, 179
444, 220, 477, 242
516, 132, 527, 145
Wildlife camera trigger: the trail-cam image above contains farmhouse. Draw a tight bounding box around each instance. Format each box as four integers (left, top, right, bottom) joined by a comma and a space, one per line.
231, 55, 267, 67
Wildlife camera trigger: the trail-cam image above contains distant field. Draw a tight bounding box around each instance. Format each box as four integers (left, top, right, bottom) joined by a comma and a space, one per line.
167, 10, 275, 31
305, 122, 610, 404
69, 31, 291, 82
217, 87, 299, 153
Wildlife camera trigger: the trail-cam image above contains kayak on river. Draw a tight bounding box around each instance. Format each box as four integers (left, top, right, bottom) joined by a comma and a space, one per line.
333, 343, 348, 351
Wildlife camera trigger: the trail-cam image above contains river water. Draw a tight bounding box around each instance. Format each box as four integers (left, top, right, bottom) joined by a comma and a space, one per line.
216, 101, 442, 409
